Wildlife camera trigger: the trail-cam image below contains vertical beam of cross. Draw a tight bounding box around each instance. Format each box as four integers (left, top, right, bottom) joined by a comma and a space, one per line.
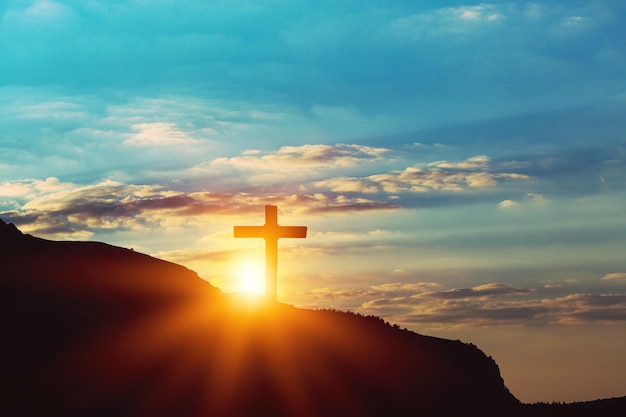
234, 205, 307, 302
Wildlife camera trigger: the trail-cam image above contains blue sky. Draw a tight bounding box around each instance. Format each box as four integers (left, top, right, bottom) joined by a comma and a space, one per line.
1, 0, 626, 403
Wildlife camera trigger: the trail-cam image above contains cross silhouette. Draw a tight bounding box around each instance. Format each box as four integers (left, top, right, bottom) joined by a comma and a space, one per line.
234, 205, 307, 302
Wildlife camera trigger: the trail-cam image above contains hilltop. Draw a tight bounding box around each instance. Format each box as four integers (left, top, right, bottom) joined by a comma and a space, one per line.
0, 219, 623, 416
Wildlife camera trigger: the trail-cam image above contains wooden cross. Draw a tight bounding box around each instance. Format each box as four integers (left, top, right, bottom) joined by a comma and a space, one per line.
234, 205, 307, 302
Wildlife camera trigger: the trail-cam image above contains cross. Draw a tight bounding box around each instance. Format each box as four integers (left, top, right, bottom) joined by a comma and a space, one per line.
234, 205, 307, 302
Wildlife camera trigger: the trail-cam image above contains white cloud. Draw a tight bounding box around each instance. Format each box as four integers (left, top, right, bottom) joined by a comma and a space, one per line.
455, 6, 503, 23
498, 199, 519, 209
0, 177, 72, 199
124, 122, 200, 147
2, 0, 78, 31
24, 0, 68, 19
11, 100, 87, 121
313, 179, 379, 194
212, 144, 388, 173
387, 4, 506, 40
429, 155, 491, 169
526, 192, 545, 202
560, 15, 587, 29
460, 9, 481, 21
316, 156, 530, 195
0, 182, 31, 198
498, 192, 547, 209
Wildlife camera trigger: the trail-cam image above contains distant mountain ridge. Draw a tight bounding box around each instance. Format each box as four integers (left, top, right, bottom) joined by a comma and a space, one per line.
1, 219, 623, 416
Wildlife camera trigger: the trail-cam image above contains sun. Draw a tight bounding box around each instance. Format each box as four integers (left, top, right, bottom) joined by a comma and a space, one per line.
234, 259, 265, 296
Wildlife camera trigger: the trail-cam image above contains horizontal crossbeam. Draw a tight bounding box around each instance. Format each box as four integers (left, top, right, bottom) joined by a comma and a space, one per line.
234, 206, 307, 302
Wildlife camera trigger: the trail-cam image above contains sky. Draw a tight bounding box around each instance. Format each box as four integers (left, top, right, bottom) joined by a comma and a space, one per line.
1, 0, 626, 404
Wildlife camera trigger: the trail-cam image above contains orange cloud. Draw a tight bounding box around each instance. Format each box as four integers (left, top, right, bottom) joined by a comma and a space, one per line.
601, 272, 626, 281
1, 179, 399, 238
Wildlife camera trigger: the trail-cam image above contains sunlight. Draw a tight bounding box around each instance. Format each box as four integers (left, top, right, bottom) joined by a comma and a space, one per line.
234, 258, 265, 296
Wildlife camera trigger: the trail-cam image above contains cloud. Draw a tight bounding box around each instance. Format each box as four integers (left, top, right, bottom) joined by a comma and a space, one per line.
553, 294, 626, 324
0, 178, 399, 238
124, 123, 200, 147
310, 179, 380, 194
498, 199, 519, 209
0, 179, 227, 237
302, 195, 398, 215
194, 144, 393, 186
499, 191, 546, 209
212, 144, 389, 172
399, 303, 551, 327
526, 192, 545, 202
2, 0, 77, 30
429, 155, 491, 169
2, 1, 622, 127
315, 156, 530, 195
602, 273, 626, 281
293, 281, 530, 307
24, 0, 69, 19
0, 177, 73, 199
8, 100, 87, 122
342, 282, 554, 328
1, 146, 538, 239
0, 182, 32, 198
418, 283, 533, 299
287, 280, 626, 329
370, 282, 444, 297
387, 4, 506, 41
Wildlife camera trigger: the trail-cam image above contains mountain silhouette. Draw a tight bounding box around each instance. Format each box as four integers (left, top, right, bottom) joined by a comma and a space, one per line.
1, 219, 623, 417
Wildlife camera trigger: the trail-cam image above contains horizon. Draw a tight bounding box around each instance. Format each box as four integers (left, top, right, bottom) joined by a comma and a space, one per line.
1, 0, 625, 404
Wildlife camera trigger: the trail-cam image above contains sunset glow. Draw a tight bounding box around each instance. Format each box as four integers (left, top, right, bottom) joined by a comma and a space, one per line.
233, 259, 265, 296
1, 0, 625, 404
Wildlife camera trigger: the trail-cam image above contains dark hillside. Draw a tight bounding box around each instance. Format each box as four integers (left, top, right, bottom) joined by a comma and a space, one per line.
521, 397, 626, 417
3, 219, 621, 416
0, 219, 221, 416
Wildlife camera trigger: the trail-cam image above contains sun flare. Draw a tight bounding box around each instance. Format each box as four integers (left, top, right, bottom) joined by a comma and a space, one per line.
234, 259, 265, 296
